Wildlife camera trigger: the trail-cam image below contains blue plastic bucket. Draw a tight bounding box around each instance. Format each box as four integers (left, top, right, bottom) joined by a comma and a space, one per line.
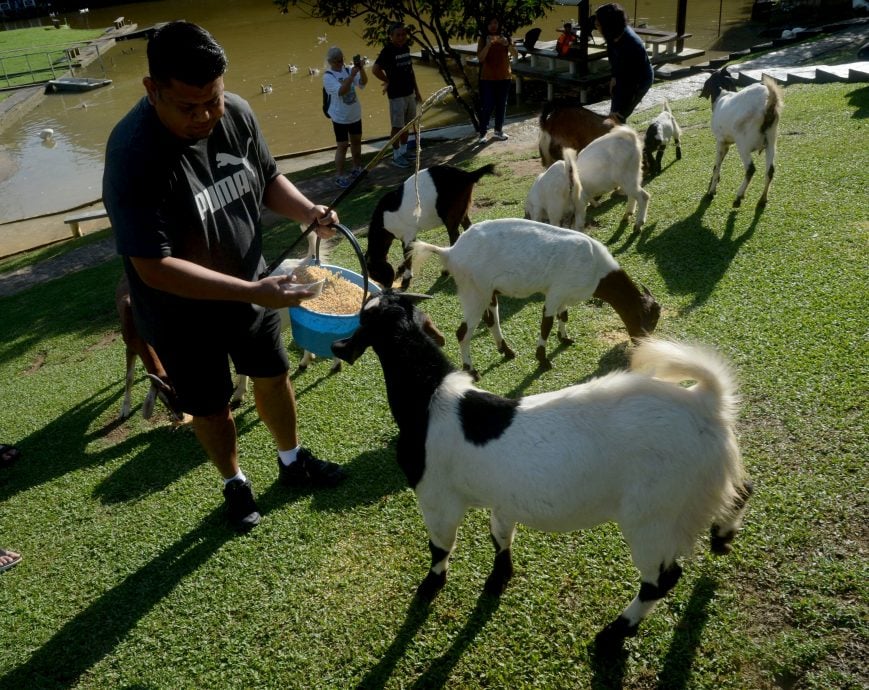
289, 264, 381, 357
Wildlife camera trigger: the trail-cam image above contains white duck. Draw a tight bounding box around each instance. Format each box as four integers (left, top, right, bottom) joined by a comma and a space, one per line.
261, 83, 273, 94
288, 64, 299, 73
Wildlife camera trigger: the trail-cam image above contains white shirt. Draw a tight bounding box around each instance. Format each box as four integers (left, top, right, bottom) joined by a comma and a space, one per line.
323, 67, 365, 124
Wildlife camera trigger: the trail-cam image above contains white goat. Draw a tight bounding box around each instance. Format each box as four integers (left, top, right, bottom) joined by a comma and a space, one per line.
700, 69, 783, 208
364, 164, 495, 289
571, 125, 650, 232
524, 147, 582, 228
331, 291, 753, 647
642, 99, 682, 177
412, 219, 660, 379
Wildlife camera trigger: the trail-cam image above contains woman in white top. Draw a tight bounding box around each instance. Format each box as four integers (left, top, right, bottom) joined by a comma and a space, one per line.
323, 46, 368, 188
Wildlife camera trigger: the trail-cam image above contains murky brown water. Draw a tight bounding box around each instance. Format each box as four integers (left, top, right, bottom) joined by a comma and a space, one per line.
0, 0, 754, 222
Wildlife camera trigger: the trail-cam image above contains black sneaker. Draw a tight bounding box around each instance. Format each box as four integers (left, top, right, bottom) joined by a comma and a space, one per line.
222, 478, 261, 531
278, 448, 347, 488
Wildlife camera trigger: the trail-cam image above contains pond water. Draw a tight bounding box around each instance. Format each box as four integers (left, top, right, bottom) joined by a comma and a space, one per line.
0, 0, 755, 223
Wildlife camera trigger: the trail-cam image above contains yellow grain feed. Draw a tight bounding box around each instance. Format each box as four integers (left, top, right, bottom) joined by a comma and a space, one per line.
292, 265, 364, 315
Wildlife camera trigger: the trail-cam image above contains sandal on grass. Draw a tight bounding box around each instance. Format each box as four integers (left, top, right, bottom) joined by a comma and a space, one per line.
0, 444, 21, 467
0, 549, 21, 573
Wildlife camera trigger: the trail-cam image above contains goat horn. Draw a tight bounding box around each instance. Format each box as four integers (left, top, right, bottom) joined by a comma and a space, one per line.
400, 292, 433, 302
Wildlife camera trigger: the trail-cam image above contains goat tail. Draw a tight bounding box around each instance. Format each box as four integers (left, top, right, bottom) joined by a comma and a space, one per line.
409, 240, 448, 274
630, 338, 739, 426
562, 147, 581, 197
760, 74, 784, 133
662, 98, 671, 114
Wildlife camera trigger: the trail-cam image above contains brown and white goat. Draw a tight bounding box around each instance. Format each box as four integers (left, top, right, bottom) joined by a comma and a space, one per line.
538, 100, 614, 168
364, 164, 496, 290
412, 219, 660, 378
116, 274, 187, 423
700, 69, 783, 208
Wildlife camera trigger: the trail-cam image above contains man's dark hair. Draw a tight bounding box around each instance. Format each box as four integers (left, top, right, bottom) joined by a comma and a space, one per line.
147, 21, 227, 86
594, 3, 628, 43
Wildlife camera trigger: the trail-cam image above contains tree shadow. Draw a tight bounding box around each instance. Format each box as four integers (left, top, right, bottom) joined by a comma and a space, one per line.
846, 84, 869, 119
635, 196, 763, 315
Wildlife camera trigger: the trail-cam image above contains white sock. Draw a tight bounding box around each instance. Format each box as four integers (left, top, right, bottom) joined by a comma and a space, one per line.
278, 446, 300, 467
223, 469, 247, 486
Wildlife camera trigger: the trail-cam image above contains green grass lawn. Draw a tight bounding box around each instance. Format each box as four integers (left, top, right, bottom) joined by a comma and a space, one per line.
0, 83, 866, 689
0, 24, 106, 93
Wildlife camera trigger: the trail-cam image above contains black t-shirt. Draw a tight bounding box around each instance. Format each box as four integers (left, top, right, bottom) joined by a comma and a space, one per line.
103, 92, 278, 340
374, 43, 416, 99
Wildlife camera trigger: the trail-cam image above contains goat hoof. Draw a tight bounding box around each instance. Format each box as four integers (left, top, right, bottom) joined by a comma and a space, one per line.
756, 198, 767, 209
538, 359, 553, 371
732, 197, 742, 208
229, 399, 242, 410
483, 572, 511, 597
557, 335, 574, 345
416, 570, 446, 601
499, 343, 516, 359
595, 617, 638, 650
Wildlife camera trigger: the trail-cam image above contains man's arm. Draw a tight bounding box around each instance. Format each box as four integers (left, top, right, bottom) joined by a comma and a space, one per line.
130, 255, 314, 309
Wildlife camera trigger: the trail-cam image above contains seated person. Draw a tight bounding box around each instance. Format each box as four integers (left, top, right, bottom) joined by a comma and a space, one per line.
556, 23, 576, 56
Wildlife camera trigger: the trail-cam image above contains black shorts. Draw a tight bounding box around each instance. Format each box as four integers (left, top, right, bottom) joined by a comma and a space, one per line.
332, 119, 362, 144
153, 306, 289, 417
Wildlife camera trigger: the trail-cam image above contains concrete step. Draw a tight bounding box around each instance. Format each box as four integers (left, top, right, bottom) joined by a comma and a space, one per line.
815, 64, 853, 83
847, 62, 869, 81
654, 63, 698, 80
761, 67, 793, 84
735, 69, 764, 85
783, 66, 819, 84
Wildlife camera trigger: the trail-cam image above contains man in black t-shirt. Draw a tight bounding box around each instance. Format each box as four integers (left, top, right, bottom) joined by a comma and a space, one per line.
372, 23, 422, 168
103, 21, 347, 532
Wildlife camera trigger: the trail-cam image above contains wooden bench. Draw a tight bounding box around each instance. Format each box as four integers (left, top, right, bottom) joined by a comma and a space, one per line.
634, 28, 692, 57
63, 208, 109, 238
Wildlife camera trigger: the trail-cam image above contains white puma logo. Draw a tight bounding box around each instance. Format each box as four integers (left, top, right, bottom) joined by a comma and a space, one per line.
215, 137, 254, 175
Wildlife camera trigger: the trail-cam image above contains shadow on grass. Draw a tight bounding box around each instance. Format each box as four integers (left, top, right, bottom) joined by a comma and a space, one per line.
355, 596, 433, 689
0, 495, 297, 688
587, 574, 718, 690
846, 84, 869, 119
0, 383, 200, 504
635, 196, 763, 314
357, 589, 501, 690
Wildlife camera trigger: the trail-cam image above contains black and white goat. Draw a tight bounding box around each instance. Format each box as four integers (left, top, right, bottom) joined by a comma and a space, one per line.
700, 68, 783, 208
412, 219, 660, 378
642, 99, 682, 177
332, 291, 753, 645
364, 164, 496, 289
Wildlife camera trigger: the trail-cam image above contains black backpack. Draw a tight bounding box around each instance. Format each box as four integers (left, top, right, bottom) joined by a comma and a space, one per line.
322, 86, 331, 119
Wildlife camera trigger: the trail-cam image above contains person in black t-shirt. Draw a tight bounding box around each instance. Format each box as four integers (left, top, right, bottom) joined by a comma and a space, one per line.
372, 23, 422, 168
103, 21, 347, 532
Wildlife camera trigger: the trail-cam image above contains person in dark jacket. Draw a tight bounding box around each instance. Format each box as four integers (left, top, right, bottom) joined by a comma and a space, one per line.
593, 3, 653, 124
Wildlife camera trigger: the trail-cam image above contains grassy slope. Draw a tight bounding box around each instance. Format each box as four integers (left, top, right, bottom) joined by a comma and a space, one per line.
0, 83, 866, 689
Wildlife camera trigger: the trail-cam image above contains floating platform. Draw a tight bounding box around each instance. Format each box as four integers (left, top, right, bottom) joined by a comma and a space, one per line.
44, 77, 112, 94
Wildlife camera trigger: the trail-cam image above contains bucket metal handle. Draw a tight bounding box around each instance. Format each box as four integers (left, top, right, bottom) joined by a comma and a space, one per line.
311, 223, 371, 309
